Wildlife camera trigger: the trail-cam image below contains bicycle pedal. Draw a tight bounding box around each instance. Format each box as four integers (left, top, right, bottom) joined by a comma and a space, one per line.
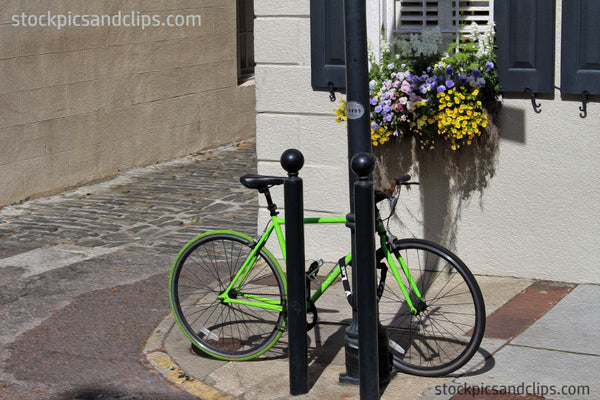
306, 259, 323, 284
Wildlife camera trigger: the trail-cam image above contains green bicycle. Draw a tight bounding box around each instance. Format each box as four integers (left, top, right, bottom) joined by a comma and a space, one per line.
169, 174, 486, 377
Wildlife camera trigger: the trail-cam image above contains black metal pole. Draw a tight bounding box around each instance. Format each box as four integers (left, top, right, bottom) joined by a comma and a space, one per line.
340, 0, 372, 385
280, 149, 309, 396
352, 153, 380, 400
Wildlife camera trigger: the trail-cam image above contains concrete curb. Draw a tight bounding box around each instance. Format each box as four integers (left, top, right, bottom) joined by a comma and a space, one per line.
144, 314, 240, 400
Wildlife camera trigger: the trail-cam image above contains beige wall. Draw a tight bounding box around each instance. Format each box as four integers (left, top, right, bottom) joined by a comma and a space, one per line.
0, 0, 255, 206
255, 0, 600, 283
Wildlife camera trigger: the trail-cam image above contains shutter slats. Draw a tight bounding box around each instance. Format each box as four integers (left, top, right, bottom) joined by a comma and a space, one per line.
456, 0, 492, 30
395, 0, 491, 34
398, 0, 439, 31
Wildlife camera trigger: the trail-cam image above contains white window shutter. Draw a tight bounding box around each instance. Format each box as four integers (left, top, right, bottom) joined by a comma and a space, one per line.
396, 1, 439, 33
454, 1, 493, 33
394, 0, 493, 35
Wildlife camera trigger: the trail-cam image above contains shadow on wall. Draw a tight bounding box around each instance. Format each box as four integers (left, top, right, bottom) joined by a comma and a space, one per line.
498, 105, 526, 144
373, 106, 525, 250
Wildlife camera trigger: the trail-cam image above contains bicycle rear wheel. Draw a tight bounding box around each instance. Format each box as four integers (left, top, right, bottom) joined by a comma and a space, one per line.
378, 238, 485, 376
169, 231, 286, 360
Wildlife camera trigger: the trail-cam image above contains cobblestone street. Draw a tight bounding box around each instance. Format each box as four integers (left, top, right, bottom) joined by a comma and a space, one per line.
0, 139, 259, 255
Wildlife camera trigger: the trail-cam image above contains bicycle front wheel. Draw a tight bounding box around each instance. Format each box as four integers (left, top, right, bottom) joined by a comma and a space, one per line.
169, 232, 286, 360
378, 239, 485, 376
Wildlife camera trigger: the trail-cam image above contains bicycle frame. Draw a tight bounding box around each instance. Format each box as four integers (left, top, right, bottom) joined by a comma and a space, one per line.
217, 211, 424, 315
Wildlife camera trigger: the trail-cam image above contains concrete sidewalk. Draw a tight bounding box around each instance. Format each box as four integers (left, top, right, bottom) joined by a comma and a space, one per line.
147, 274, 599, 400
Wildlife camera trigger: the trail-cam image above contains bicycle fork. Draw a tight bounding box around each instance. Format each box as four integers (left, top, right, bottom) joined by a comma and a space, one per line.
377, 224, 425, 316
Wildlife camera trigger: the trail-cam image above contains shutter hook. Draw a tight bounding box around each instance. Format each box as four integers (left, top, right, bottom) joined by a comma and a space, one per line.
328, 82, 336, 102
525, 88, 542, 113
579, 91, 589, 119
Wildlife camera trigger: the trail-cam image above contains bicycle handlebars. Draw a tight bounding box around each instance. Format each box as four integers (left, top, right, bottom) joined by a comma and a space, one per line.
375, 175, 419, 204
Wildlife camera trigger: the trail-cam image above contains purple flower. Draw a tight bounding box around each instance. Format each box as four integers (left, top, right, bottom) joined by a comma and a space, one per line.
400, 80, 411, 93
486, 61, 494, 71
370, 97, 378, 105
445, 79, 455, 88
446, 66, 454, 76
387, 63, 395, 70
472, 68, 481, 78
437, 85, 446, 93
371, 122, 379, 130
375, 105, 383, 113
456, 75, 468, 85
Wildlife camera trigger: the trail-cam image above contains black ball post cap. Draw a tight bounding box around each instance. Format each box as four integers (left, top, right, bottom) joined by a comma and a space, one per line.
280, 149, 304, 174
351, 152, 375, 178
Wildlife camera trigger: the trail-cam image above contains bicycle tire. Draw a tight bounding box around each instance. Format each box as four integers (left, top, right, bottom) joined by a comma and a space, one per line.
378, 238, 485, 376
169, 231, 287, 360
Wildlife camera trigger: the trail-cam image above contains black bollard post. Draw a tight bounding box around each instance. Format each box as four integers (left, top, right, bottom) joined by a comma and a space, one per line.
351, 153, 379, 400
280, 149, 309, 396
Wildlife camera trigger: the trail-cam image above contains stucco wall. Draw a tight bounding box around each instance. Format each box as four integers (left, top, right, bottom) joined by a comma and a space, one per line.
0, 0, 255, 206
255, 1, 351, 260
255, 0, 599, 283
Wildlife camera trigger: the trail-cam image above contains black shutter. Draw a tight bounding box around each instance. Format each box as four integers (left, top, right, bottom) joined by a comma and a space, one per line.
310, 0, 346, 90
494, 0, 555, 93
561, 0, 600, 95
